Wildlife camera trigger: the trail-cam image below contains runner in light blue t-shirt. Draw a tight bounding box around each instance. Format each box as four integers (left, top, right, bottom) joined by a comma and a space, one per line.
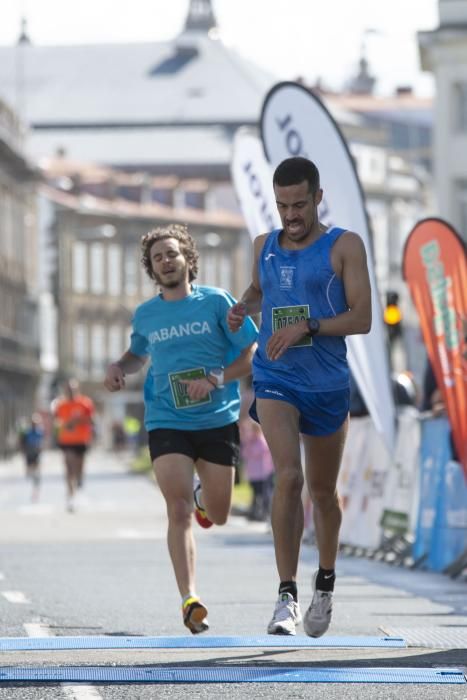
104, 224, 257, 635
129, 284, 256, 432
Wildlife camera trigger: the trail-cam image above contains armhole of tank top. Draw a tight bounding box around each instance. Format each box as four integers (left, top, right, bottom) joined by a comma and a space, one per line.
259, 230, 274, 260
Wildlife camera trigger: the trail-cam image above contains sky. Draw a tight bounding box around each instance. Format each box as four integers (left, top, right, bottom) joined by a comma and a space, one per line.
1, 0, 438, 96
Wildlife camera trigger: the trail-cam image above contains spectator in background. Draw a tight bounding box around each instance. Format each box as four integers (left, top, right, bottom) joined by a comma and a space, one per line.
111, 421, 126, 452
19, 413, 44, 502
123, 415, 141, 454
420, 360, 445, 416
240, 419, 274, 521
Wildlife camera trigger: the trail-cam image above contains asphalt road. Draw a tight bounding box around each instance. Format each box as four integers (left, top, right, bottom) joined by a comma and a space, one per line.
0, 448, 466, 699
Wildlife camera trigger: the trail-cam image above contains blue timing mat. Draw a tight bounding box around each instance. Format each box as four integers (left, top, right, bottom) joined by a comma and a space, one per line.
0, 635, 406, 651
0, 666, 464, 684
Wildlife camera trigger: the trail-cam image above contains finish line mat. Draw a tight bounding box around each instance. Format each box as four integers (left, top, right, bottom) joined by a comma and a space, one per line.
0, 635, 406, 651
0, 666, 464, 684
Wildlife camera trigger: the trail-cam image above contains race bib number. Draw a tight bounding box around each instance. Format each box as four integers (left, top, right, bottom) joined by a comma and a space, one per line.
272, 305, 312, 347
169, 368, 212, 409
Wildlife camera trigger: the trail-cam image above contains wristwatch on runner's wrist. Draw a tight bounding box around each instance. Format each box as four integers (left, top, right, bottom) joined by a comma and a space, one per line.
305, 318, 320, 337
208, 368, 225, 389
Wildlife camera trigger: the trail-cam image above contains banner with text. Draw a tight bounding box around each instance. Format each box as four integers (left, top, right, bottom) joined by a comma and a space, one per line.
231, 128, 281, 241
403, 218, 467, 477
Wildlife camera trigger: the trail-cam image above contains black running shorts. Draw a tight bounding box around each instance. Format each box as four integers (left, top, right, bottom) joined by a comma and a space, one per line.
148, 423, 240, 467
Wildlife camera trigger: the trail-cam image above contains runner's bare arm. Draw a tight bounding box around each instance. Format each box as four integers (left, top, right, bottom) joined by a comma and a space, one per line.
223, 341, 257, 384
227, 234, 267, 331
104, 350, 148, 392
322, 232, 372, 336
181, 342, 257, 400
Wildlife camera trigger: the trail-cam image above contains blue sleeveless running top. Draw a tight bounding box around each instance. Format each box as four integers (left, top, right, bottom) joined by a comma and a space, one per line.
252, 227, 350, 392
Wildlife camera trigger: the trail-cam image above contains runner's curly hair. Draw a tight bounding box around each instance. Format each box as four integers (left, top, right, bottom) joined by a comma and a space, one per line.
141, 224, 199, 282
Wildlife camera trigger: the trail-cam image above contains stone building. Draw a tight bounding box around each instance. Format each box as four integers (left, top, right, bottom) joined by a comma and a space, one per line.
0, 98, 40, 454
419, 0, 467, 238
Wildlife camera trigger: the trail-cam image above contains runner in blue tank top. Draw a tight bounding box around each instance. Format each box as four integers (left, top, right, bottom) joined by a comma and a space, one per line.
228, 157, 372, 638
104, 224, 257, 635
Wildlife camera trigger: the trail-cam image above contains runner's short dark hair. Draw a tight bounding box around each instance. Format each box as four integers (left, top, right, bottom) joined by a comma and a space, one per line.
273, 157, 320, 195
141, 224, 199, 282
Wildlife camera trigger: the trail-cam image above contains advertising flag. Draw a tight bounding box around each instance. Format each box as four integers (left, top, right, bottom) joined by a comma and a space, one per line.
231, 128, 280, 240
403, 218, 467, 477
260, 81, 396, 452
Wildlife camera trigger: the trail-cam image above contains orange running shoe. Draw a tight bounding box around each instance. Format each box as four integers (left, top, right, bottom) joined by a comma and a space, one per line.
193, 482, 213, 529
182, 596, 209, 634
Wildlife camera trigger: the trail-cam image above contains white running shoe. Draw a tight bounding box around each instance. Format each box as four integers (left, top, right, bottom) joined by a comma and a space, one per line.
303, 571, 333, 637
267, 592, 302, 635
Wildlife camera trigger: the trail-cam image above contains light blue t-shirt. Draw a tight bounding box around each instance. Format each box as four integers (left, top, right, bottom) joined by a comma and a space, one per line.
130, 285, 258, 431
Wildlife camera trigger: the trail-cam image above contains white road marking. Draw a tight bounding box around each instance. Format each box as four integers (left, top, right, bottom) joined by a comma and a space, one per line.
24, 621, 104, 700
2, 590, 30, 604
18, 504, 55, 515
62, 686, 103, 699
0, 572, 5, 581
116, 528, 162, 539
23, 622, 51, 637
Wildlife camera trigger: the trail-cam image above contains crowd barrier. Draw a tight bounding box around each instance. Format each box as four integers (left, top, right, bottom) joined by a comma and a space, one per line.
337, 412, 467, 575
414, 416, 467, 572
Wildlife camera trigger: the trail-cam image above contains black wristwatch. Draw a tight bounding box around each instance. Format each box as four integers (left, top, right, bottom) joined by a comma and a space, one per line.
305, 318, 320, 337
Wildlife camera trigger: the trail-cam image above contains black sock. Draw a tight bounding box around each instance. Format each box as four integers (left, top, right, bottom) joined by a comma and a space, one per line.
278, 580, 298, 602
316, 567, 335, 592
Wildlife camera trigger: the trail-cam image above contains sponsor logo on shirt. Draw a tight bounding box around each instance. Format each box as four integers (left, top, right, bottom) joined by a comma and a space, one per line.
279, 266, 295, 289
148, 321, 212, 344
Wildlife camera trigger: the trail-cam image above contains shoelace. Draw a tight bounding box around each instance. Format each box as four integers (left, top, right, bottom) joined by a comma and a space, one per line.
274, 598, 298, 621
311, 591, 332, 615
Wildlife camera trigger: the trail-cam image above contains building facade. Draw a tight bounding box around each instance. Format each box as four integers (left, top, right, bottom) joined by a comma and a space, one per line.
39, 160, 249, 440
419, 0, 467, 238
0, 98, 40, 455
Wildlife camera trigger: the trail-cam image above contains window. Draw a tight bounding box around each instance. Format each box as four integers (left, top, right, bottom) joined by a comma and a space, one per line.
72, 241, 88, 293
108, 244, 122, 296
90, 324, 105, 378
454, 82, 467, 132
124, 249, 138, 296
74, 323, 88, 375
108, 324, 122, 360
457, 182, 467, 240
185, 191, 204, 209
151, 188, 173, 206
203, 251, 217, 286
149, 46, 199, 76
141, 265, 154, 298
219, 252, 232, 293
90, 242, 105, 294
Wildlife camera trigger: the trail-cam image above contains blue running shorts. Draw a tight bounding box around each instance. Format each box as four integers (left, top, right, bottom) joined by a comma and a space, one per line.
250, 382, 350, 437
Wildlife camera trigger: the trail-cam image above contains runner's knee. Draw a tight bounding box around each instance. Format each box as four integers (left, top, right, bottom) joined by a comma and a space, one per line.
275, 467, 304, 497
309, 484, 339, 511
166, 497, 193, 525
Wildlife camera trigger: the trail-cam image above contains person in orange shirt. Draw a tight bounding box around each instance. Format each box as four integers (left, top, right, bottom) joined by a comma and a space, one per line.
51, 378, 95, 512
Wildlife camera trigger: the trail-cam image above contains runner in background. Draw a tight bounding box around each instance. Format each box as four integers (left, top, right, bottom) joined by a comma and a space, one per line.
19, 413, 44, 502
51, 378, 95, 512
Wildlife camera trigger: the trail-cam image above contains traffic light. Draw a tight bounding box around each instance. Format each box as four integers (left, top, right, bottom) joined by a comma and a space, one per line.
384, 291, 402, 341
